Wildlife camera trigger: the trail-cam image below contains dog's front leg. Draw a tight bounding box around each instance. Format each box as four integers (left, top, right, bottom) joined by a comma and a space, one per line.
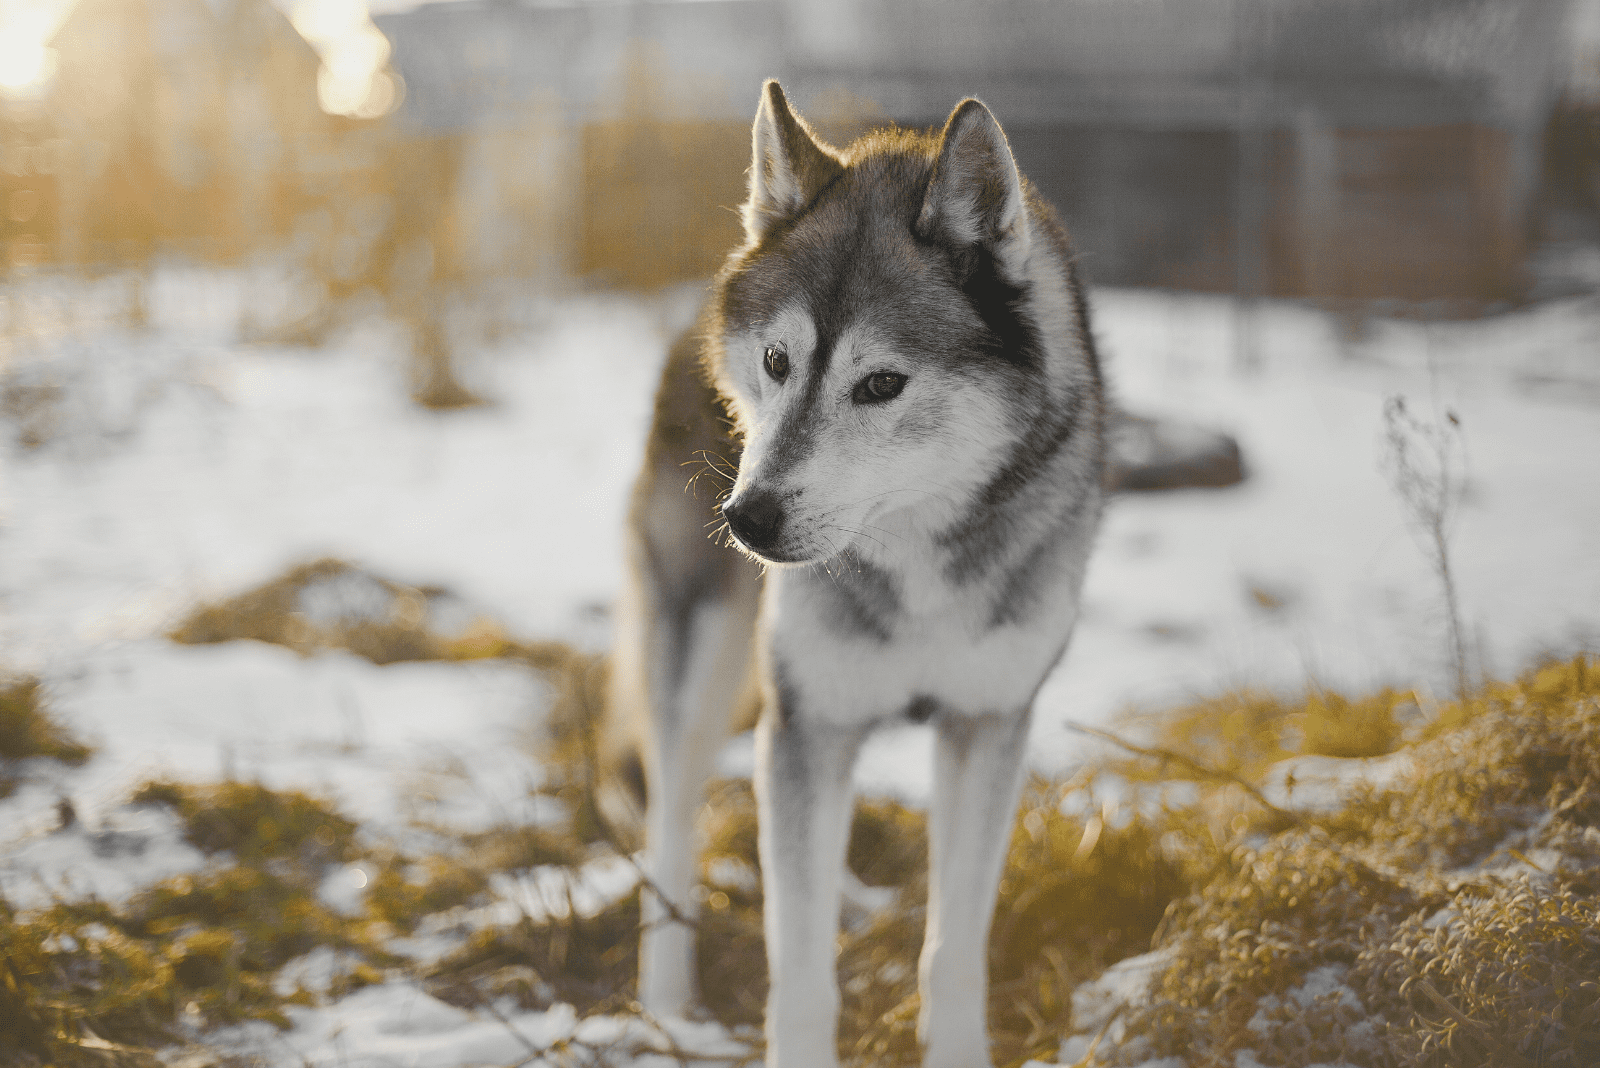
918, 709, 1032, 1068
755, 708, 863, 1068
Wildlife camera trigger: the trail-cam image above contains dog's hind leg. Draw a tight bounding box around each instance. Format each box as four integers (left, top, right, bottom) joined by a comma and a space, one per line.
755, 705, 864, 1068
918, 708, 1032, 1068
615, 324, 762, 1017
626, 559, 760, 1017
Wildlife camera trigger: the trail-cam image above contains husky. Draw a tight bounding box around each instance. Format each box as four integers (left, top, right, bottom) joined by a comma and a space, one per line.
607, 80, 1106, 1068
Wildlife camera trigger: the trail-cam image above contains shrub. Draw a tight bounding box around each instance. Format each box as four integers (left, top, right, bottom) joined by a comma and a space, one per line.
1356, 877, 1600, 1067
1104, 656, 1600, 1068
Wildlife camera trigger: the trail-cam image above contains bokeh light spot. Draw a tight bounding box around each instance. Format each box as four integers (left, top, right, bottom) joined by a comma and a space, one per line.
291, 0, 400, 119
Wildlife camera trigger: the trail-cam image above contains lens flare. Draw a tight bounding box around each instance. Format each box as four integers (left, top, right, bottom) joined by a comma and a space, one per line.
0, 41, 51, 91
0, 2, 58, 97
291, 0, 400, 119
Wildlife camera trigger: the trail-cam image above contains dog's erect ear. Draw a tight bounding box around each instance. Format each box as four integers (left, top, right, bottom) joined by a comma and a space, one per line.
743, 80, 843, 245
917, 99, 1030, 273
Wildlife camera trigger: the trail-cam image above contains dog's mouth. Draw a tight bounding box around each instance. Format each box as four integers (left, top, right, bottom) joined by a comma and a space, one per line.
721, 486, 861, 566
724, 530, 820, 567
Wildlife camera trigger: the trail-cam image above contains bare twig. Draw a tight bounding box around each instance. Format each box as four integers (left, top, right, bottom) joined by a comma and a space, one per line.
563, 656, 701, 933
474, 990, 547, 1063
450, 959, 736, 1068
1066, 1003, 1125, 1068
1383, 394, 1472, 700
1061, 720, 1296, 824
632, 1003, 764, 1068
625, 854, 702, 932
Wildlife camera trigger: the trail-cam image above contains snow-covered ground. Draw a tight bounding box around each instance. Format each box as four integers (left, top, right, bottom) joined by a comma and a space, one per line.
2, 268, 1598, 1064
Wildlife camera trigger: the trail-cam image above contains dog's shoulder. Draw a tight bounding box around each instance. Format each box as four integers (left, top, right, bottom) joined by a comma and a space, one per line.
642, 315, 737, 468
628, 311, 752, 591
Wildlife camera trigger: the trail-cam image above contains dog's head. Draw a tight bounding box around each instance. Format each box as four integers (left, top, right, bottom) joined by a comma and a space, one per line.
711, 81, 1062, 566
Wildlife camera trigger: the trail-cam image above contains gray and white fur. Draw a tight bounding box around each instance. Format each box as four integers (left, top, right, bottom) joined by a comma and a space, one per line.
608, 80, 1106, 1068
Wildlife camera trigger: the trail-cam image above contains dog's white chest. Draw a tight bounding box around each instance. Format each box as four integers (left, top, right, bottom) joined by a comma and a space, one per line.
764, 564, 1079, 725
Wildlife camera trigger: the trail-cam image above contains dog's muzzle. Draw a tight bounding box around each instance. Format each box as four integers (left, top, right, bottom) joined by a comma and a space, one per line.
722, 492, 785, 558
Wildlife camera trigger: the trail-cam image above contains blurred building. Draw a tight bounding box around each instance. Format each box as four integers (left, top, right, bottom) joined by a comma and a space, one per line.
20, 0, 1580, 306
785, 0, 1569, 303
0, 101, 56, 272
377, 0, 1571, 303
374, 0, 787, 289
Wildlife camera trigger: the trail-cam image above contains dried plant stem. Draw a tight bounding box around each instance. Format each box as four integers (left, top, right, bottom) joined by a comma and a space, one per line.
1064, 1005, 1123, 1068
1432, 493, 1469, 703
1414, 978, 1538, 1068
1383, 394, 1471, 700
1061, 721, 1295, 824
569, 658, 700, 934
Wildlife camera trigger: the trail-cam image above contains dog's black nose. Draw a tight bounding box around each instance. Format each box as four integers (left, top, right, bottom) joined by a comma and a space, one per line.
722, 493, 783, 551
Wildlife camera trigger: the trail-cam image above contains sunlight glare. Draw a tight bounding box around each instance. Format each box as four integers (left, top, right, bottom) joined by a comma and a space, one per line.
291, 0, 400, 119
0, 4, 58, 96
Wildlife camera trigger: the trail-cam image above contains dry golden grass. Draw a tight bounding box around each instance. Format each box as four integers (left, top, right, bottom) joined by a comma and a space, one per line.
1113, 656, 1600, 1068
0, 676, 93, 799
1123, 684, 1412, 788
128, 779, 357, 865
2, 780, 388, 1066
11, 561, 1596, 1068
168, 558, 444, 664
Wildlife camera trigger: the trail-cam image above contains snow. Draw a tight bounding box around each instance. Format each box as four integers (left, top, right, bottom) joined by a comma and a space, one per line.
0, 640, 554, 908
1259, 751, 1416, 813
0, 801, 211, 909
212, 989, 752, 1068
1, 284, 678, 664
3, 268, 1599, 1063
1034, 291, 1600, 776
1065, 947, 1173, 1046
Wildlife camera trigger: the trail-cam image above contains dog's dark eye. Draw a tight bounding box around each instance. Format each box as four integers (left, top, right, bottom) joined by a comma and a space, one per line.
853, 372, 906, 404
763, 344, 789, 382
